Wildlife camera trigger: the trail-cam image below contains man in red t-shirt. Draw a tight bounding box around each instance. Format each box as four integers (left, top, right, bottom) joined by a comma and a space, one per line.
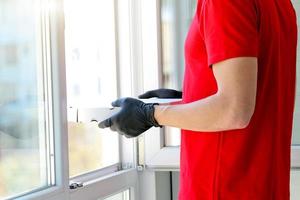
99, 0, 298, 199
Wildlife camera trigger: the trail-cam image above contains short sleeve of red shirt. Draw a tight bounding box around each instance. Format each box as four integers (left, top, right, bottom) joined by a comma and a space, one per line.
199, 0, 259, 66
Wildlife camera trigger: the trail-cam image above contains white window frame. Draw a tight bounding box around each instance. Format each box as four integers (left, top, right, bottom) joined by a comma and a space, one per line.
16, 0, 70, 199
14, 0, 143, 200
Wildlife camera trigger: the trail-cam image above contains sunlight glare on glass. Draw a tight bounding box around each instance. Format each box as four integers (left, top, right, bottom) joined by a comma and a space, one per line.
65, 0, 117, 108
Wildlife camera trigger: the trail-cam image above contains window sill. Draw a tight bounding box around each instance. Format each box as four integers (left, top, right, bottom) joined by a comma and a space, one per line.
292, 145, 300, 168
145, 147, 180, 171
69, 168, 138, 200
15, 186, 66, 200
70, 163, 121, 184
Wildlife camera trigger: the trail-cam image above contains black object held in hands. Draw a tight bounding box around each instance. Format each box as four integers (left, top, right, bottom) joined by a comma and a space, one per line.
138, 88, 182, 99
98, 98, 161, 138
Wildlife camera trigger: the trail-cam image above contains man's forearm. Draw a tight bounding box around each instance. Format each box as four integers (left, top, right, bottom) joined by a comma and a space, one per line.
154, 93, 251, 132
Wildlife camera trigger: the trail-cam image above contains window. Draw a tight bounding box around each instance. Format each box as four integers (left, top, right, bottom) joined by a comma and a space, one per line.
1, 0, 142, 199
64, 0, 120, 177
160, 0, 197, 147
0, 0, 55, 199
161, 0, 196, 90
64, 0, 140, 199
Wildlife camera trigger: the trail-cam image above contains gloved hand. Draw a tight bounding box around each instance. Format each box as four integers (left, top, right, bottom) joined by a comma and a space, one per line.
98, 97, 161, 138
138, 88, 182, 99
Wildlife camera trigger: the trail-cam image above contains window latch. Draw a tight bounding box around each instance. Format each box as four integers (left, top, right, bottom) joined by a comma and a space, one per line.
69, 182, 83, 190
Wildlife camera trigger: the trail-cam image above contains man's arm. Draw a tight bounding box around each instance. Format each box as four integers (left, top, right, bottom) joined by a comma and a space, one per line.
154, 57, 258, 132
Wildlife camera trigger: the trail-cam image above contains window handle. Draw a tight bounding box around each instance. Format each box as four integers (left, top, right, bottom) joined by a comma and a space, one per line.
69, 182, 83, 190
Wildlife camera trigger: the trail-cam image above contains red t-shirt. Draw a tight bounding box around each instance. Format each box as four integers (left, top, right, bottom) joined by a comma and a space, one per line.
180, 0, 298, 200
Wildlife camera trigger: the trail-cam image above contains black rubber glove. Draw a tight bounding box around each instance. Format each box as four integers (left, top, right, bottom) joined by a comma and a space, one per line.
98, 98, 161, 138
138, 88, 182, 99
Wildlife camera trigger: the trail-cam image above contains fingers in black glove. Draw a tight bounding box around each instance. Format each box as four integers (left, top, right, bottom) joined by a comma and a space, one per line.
138, 88, 182, 99
98, 98, 161, 138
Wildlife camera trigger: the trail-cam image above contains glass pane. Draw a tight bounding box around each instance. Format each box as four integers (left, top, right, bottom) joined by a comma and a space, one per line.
161, 0, 196, 146
292, 0, 300, 145
64, 0, 120, 177
101, 190, 130, 200
68, 122, 119, 177
0, 0, 54, 199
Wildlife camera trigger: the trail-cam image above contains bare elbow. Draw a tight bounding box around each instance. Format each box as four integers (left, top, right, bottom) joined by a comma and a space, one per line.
226, 102, 256, 130
233, 112, 253, 129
